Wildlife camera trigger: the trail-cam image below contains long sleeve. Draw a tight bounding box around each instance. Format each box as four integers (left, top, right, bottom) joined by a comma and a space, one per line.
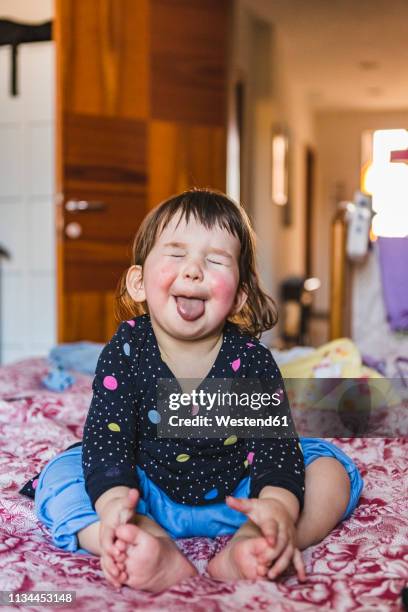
246, 347, 305, 509
82, 321, 140, 509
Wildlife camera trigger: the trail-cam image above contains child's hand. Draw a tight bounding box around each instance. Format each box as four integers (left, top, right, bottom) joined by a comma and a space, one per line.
99, 488, 139, 587
225, 495, 306, 581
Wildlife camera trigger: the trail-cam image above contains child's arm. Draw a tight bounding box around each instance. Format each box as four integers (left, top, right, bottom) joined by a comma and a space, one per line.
245, 347, 305, 512
81, 321, 142, 586
229, 345, 306, 579
82, 321, 142, 509
95, 486, 134, 518
226, 491, 306, 581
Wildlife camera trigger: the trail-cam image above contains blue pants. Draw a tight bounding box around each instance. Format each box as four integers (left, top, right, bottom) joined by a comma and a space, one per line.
35, 439, 363, 553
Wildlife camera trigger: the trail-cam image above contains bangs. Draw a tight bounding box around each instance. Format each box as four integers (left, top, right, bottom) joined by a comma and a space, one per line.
156, 189, 245, 242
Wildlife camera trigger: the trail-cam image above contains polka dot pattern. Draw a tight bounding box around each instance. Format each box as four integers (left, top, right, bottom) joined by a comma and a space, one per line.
176, 453, 190, 462
204, 487, 219, 500
103, 376, 118, 391
82, 314, 305, 509
148, 410, 161, 424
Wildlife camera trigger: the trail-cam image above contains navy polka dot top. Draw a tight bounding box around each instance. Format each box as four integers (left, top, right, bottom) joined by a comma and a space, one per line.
82, 314, 305, 509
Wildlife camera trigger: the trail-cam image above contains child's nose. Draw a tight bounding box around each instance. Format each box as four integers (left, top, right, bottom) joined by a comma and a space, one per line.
182, 259, 203, 281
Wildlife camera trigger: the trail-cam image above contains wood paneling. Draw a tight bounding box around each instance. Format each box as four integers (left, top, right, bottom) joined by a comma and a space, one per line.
58, 0, 149, 118
64, 192, 146, 242
148, 121, 226, 208
64, 114, 147, 191
56, 0, 230, 342
65, 291, 116, 342
151, 0, 229, 125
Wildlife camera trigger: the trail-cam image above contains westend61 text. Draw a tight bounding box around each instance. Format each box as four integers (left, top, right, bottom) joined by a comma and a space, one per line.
168, 414, 289, 427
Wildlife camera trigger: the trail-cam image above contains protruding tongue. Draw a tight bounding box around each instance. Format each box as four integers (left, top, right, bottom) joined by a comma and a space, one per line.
176, 296, 205, 321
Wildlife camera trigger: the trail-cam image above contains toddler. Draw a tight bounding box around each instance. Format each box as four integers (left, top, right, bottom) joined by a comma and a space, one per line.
25, 189, 363, 592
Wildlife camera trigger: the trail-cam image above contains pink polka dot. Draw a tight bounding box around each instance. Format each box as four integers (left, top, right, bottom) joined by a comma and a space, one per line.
231, 358, 241, 372
126, 320, 135, 327
103, 375, 118, 391
32, 478, 39, 489
247, 452, 255, 465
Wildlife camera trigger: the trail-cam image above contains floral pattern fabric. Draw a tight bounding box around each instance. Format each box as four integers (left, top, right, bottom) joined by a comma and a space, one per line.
0, 358, 406, 611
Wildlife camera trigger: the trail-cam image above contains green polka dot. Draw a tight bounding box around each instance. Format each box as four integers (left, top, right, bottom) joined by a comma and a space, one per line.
108, 422, 121, 432
224, 435, 237, 446
176, 454, 190, 462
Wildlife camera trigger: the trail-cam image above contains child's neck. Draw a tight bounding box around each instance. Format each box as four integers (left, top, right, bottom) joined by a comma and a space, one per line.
150, 316, 224, 380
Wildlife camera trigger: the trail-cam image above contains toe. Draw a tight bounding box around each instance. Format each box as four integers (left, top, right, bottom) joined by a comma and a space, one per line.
119, 571, 128, 583
114, 539, 127, 552
257, 564, 268, 577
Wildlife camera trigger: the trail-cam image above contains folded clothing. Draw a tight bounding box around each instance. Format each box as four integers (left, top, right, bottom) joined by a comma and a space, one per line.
42, 365, 75, 392
41, 342, 104, 392
271, 338, 400, 411
49, 342, 104, 375
273, 338, 378, 379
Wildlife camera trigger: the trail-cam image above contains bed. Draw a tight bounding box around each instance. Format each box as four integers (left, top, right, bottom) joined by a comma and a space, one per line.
0, 356, 407, 611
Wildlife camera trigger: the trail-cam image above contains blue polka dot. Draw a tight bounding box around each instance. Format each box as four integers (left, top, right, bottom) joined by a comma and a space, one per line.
148, 409, 161, 424
123, 342, 130, 356
204, 488, 218, 500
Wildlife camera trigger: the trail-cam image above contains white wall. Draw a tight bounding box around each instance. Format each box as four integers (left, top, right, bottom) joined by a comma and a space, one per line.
230, 1, 316, 344
0, 0, 52, 21
0, 0, 55, 363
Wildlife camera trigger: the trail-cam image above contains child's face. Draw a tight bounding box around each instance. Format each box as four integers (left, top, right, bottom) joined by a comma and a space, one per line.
128, 214, 247, 339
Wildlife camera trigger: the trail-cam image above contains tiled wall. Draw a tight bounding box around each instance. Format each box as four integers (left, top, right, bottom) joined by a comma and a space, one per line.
0, 42, 56, 363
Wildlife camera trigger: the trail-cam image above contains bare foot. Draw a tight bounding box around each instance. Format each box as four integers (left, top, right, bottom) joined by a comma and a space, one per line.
113, 523, 198, 592
208, 535, 274, 581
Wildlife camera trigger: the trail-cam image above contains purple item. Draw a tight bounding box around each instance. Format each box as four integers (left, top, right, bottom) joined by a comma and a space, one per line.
378, 237, 408, 331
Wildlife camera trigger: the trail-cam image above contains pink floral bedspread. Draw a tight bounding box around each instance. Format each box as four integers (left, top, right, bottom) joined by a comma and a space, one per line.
0, 358, 407, 611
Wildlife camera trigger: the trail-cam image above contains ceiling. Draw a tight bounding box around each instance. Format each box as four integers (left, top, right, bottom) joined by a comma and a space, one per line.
247, 0, 408, 110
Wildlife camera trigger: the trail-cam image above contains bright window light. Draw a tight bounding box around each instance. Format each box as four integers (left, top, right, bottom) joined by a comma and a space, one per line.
368, 129, 408, 237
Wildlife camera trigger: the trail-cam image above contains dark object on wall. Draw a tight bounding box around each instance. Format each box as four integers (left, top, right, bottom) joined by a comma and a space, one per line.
0, 19, 52, 95
280, 276, 314, 346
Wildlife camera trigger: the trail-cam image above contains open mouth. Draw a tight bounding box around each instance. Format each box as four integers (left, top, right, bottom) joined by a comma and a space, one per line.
173, 295, 206, 321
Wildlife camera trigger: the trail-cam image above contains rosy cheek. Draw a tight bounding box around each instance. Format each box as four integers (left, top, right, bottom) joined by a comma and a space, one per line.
158, 260, 177, 280
210, 271, 238, 307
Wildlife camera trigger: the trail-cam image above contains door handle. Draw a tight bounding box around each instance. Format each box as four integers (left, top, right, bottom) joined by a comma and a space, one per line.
65, 199, 107, 212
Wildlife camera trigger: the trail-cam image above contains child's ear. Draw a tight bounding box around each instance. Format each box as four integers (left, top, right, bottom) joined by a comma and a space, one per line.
230, 287, 248, 315
126, 265, 146, 302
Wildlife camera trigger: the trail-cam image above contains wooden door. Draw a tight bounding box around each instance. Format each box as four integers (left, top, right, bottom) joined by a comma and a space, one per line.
55, 0, 230, 342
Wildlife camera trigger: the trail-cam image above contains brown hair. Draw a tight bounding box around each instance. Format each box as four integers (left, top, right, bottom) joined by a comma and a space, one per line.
115, 188, 278, 338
